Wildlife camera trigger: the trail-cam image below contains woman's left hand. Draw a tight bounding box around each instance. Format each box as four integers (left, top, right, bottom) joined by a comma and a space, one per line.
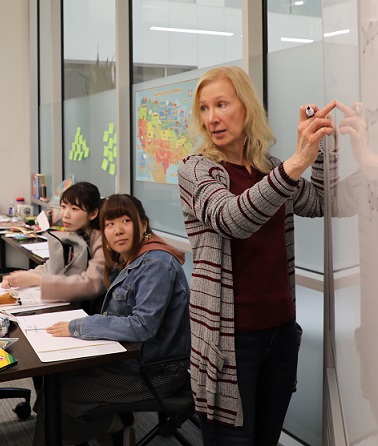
46, 322, 70, 337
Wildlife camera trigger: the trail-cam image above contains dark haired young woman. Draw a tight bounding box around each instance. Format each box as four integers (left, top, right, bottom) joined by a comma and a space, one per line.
32, 194, 191, 445
1, 181, 106, 302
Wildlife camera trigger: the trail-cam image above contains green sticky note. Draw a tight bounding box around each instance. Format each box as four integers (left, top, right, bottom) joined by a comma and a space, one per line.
108, 123, 114, 133
69, 151, 73, 160
76, 127, 81, 136
102, 159, 109, 171
109, 163, 116, 175
103, 131, 109, 142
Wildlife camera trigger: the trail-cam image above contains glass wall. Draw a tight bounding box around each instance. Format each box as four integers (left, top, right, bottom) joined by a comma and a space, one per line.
62, 0, 117, 198
131, 0, 242, 239
267, 1, 324, 444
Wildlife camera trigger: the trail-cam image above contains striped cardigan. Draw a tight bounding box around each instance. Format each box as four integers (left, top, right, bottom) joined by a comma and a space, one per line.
178, 153, 337, 427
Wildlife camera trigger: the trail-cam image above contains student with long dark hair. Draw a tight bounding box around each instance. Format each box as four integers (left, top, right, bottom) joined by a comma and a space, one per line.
1, 181, 106, 302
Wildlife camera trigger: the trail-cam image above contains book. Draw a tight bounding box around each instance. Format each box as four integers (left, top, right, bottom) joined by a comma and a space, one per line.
32, 173, 46, 200
0, 347, 18, 371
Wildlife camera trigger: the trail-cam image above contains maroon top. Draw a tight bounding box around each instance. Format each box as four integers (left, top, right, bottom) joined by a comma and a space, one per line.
223, 162, 295, 331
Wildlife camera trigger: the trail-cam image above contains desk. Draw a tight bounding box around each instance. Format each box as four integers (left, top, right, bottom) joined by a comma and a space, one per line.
0, 310, 139, 444
0, 235, 46, 274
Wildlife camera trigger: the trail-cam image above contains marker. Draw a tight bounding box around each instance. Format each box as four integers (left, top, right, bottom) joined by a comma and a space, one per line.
306, 106, 315, 118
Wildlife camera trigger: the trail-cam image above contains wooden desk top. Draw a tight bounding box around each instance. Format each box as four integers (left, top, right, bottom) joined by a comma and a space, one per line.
0, 311, 139, 382
1, 235, 47, 266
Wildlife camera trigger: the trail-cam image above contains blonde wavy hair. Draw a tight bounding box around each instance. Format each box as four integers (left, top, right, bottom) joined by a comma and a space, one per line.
190, 66, 276, 173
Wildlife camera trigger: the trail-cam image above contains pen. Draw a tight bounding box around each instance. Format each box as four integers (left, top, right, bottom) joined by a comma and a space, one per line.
306, 106, 315, 118
25, 327, 48, 332
14, 311, 36, 316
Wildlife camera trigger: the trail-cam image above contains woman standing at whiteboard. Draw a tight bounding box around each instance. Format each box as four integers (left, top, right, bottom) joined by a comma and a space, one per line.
178, 66, 336, 445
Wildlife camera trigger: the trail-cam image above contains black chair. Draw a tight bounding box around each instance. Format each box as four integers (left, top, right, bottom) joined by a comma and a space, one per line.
0, 387, 32, 419
83, 356, 198, 446
0, 270, 32, 420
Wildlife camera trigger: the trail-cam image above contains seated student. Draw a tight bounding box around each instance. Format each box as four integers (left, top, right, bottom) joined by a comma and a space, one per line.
1, 181, 106, 303
32, 194, 191, 446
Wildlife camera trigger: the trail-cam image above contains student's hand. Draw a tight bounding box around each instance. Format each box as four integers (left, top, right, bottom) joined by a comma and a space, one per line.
284, 100, 337, 180
2, 271, 41, 289
1, 275, 13, 288
46, 322, 70, 337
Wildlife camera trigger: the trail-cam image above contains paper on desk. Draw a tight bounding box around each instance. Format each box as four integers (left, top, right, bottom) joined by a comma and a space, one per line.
17, 309, 126, 362
20, 241, 49, 259
0, 286, 69, 313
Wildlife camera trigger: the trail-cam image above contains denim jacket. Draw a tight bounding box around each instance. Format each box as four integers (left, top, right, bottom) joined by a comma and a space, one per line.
68, 250, 190, 374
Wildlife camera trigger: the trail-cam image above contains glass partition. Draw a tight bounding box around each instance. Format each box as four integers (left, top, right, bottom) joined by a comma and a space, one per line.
62, 0, 117, 198
131, 0, 242, 237
267, 2, 324, 444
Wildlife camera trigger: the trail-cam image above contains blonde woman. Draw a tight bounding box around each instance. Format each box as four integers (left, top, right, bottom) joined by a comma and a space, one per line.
178, 65, 336, 445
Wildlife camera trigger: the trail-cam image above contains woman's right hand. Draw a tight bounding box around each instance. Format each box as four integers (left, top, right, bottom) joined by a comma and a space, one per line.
1, 275, 12, 288
1, 271, 41, 289
284, 100, 337, 180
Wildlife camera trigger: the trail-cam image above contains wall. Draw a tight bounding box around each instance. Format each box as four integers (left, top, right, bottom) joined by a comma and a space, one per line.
0, 1, 31, 213
0, 0, 31, 268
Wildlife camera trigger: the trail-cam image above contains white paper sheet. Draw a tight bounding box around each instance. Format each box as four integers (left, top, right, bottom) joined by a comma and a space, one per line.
20, 241, 49, 259
17, 309, 126, 362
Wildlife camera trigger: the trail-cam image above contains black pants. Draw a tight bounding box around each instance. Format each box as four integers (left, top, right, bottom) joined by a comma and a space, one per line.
199, 319, 299, 446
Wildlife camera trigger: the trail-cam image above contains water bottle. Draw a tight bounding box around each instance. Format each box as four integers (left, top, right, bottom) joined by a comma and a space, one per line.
8, 199, 16, 217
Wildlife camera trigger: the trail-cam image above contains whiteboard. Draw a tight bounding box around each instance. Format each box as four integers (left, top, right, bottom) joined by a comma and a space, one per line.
324, 1, 378, 444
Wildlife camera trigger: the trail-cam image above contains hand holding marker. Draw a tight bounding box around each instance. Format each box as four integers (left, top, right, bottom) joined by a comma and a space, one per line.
306, 104, 335, 154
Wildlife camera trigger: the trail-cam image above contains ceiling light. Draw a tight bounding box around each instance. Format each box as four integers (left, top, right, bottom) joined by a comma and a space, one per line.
324, 29, 350, 37
150, 26, 234, 37
281, 37, 314, 43
294, 1, 304, 5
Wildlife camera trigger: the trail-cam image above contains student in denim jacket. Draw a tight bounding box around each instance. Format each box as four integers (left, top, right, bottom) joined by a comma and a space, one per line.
32, 194, 190, 446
